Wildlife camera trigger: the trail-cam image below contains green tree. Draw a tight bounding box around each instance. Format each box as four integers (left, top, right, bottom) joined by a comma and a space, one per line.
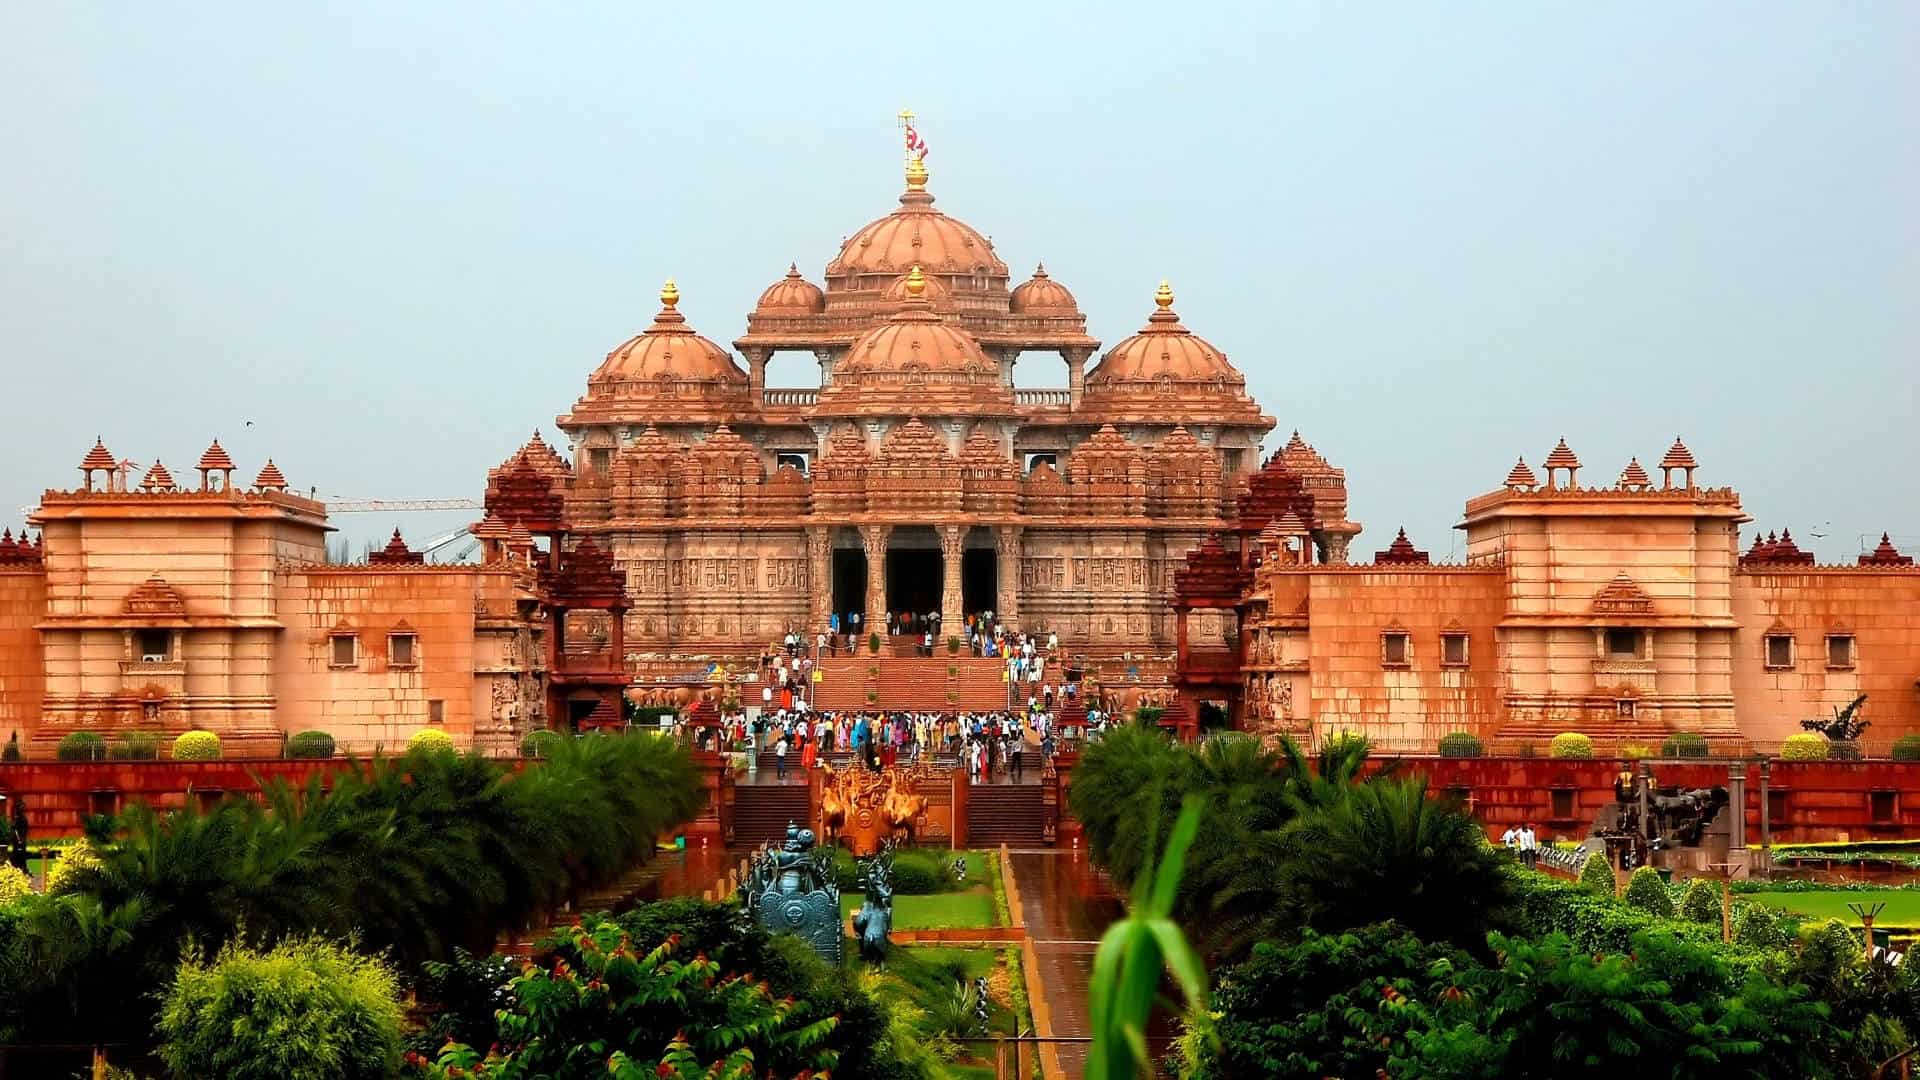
1623, 866, 1675, 917
1680, 878, 1722, 925
1577, 852, 1619, 896
158, 936, 403, 1080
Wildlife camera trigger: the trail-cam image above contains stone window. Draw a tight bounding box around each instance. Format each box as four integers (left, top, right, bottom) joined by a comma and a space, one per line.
329, 633, 358, 668
429, 699, 445, 724
1871, 790, 1897, 824
389, 632, 417, 668
776, 452, 810, 476
1767, 787, 1790, 823
589, 447, 612, 475
88, 790, 119, 817
1550, 789, 1576, 821
1615, 698, 1637, 719
1826, 634, 1855, 670
1381, 631, 1411, 668
1024, 452, 1059, 475
1441, 632, 1469, 667
136, 629, 172, 663
1605, 628, 1645, 660
1764, 634, 1794, 670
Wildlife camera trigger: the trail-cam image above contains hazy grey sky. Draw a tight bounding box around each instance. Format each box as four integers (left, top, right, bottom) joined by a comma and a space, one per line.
3, 4, 1914, 560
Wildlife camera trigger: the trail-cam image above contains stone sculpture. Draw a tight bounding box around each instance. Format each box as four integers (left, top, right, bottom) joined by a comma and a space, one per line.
851, 841, 896, 967
740, 821, 842, 964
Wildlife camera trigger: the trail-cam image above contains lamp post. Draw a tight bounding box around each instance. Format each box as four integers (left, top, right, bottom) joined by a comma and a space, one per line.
1847, 901, 1887, 963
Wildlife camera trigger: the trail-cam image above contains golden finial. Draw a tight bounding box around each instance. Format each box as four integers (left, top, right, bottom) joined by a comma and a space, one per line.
905, 265, 927, 298
1154, 280, 1174, 309
905, 154, 928, 191
660, 278, 680, 308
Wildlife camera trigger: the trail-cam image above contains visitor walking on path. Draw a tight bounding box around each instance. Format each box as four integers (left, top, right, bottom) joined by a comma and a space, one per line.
775, 734, 789, 782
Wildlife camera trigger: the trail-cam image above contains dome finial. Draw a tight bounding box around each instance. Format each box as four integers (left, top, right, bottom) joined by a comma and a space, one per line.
905, 154, 928, 191
660, 278, 679, 309
904, 265, 927, 298
1154, 280, 1174, 310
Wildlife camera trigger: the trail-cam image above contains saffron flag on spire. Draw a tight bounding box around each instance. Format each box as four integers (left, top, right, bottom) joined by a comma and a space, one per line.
904, 124, 928, 160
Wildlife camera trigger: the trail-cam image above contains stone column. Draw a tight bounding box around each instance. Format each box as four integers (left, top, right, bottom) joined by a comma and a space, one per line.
994, 526, 1022, 631
1726, 760, 1749, 878
860, 524, 890, 638
813, 348, 837, 385
1757, 759, 1772, 873
743, 347, 769, 404
1064, 347, 1092, 411
939, 525, 965, 635
806, 527, 831, 632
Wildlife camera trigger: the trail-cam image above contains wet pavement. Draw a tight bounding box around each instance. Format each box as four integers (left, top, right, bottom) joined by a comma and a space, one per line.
1009, 850, 1126, 1078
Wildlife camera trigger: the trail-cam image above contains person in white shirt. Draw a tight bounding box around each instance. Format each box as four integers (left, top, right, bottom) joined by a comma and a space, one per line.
774, 734, 789, 781
1518, 824, 1540, 870
1501, 825, 1520, 852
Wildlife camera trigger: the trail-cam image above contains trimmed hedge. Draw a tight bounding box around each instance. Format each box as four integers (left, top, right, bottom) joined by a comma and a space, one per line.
1680, 878, 1721, 924
1549, 732, 1594, 759
1780, 733, 1829, 761
171, 730, 222, 761
1623, 866, 1675, 917
407, 728, 456, 755
1437, 732, 1484, 758
286, 730, 337, 760
1577, 853, 1618, 896
520, 729, 564, 758
1892, 734, 1920, 762
1511, 872, 1713, 954
56, 731, 107, 761
1661, 732, 1710, 759
111, 732, 160, 760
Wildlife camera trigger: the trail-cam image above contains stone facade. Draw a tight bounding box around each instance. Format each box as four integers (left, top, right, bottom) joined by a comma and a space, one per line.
1187, 438, 1920, 754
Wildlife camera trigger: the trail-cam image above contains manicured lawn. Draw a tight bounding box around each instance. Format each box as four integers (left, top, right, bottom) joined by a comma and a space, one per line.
842, 887, 997, 929
1748, 889, 1920, 927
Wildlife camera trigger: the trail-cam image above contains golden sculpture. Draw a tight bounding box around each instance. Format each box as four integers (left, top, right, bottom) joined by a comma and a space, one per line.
819, 761, 937, 855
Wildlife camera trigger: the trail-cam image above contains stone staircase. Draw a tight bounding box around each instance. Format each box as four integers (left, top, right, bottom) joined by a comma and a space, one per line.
966, 784, 1048, 848
733, 783, 811, 846
813, 656, 1014, 712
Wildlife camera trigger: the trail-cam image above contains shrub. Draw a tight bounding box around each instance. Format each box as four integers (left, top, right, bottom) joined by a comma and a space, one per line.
887, 849, 958, 894
56, 731, 106, 761
44, 838, 101, 895
1, 731, 18, 761
110, 731, 160, 760
1679, 878, 1721, 924
1549, 732, 1594, 759
1622, 866, 1674, 917
1661, 732, 1710, 758
868, 631, 881, 654
1135, 705, 1165, 727
1893, 735, 1920, 762
171, 729, 222, 761
519, 729, 563, 758
1731, 901, 1794, 948
1620, 742, 1655, 760
1780, 732, 1829, 761
1577, 853, 1618, 896
159, 936, 404, 1080
285, 730, 336, 759
948, 636, 961, 654
1437, 731, 1483, 758
406, 728, 455, 755
0, 861, 30, 905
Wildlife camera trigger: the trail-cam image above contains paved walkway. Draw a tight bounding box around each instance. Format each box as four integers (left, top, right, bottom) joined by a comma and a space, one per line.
1008, 850, 1127, 1078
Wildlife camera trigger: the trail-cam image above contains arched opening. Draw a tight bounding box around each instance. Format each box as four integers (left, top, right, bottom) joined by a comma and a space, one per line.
884, 525, 941, 622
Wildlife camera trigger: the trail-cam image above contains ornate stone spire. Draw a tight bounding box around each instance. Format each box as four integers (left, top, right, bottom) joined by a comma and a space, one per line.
1859, 532, 1913, 566
1505, 457, 1538, 490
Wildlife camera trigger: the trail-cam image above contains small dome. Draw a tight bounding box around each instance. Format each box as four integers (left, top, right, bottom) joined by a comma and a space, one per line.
591, 280, 748, 387
754, 264, 826, 314
1087, 281, 1242, 385
1009, 263, 1078, 315
840, 268, 993, 374
826, 159, 1008, 280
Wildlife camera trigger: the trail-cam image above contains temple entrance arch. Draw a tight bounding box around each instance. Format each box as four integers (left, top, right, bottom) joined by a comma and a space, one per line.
884, 525, 941, 621
831, 527, 866, 627
962, 536, 996, 616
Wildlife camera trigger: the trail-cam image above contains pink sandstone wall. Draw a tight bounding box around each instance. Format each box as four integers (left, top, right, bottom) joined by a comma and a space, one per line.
0, 568, 47, 747
1304, 567, 1506, 750
1732, 568, 1920, 746
275, 566, 495, 753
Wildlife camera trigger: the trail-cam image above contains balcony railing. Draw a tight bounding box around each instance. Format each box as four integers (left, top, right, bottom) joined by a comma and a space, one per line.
763, 389, 818, 407
1014, 389, 1071, 407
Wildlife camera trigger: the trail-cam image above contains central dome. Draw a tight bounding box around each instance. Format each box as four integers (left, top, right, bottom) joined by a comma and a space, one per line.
840, 268, 991, 373
826, 159, 1009, 281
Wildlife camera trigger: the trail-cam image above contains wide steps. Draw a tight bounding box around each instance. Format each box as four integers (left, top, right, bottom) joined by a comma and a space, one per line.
812, 656, 1018, 712
967, 784, 1048, 848
733, 784, 811, 846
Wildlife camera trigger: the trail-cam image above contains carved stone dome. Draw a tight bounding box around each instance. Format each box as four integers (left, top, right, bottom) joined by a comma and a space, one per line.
826, 160, 1008, 282
839, 268, 992, 374
1009, 264, 1078, 315
590, 280, 749, 388
1087, 281, 1240, 385
754, 264, 826, 314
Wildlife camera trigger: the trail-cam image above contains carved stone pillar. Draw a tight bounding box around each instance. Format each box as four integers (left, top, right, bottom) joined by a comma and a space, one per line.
994, 526, 1022, 630
1064, 347, 1092, 411
813, 348, 837, 385
1324, 534, 1351, 566
939, 525, 965, 634
743, 347, 769, 404
806, 527, 831, 632
860, 524, 891, 636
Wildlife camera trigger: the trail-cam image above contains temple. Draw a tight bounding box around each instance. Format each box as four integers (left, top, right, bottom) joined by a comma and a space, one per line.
1, 150, 1916, 760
